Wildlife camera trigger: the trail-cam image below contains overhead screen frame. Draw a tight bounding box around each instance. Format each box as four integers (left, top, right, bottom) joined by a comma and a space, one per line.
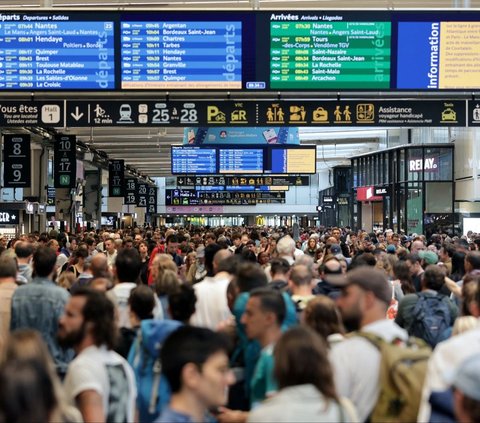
1, 9, 480, 92
170, 144, 317, 175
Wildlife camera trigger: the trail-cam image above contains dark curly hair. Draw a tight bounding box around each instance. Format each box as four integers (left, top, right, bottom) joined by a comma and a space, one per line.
72, 288, 117, 350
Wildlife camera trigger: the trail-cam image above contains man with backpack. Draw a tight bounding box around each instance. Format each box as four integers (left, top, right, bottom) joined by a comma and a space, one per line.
329, 266, 430, 423
395, 265, 458, 348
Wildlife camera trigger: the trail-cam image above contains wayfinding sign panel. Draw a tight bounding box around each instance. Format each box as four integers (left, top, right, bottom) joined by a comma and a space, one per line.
3, 134, 31, 188
65, 99, 466, 127
54, 134, 76, 188
108, 159, 124, 197
0, 101, 63, 126
124, 178, 137, 205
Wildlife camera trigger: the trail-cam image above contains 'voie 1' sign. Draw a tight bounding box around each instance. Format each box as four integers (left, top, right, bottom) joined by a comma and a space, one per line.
409, 158, 438, 172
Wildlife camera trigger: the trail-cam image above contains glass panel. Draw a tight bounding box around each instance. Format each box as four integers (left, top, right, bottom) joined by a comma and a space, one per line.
353, 159, 358, 188
407, 148, 423, 182
399, 149, 406, 182
426, 182, 453, 213
397, 183, 406, 233
423, 147, 453, 181
407, 184, 423, 235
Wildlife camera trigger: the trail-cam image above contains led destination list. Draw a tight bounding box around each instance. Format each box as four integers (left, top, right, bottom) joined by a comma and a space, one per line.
121, 21, 242, 89
0, 19, 114, 90
270, 21, 391, 89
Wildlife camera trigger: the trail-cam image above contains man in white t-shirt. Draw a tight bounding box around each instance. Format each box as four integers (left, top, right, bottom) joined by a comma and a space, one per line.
108, 248, 142, 328
190, 247, 234, 329
58, 288, 136, 423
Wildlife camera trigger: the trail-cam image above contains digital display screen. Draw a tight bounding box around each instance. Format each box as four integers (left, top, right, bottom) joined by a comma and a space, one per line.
270, 20, 391, 89
270, 146, 316, 174
219, 148, 263, 174
397, 21, 480, 89
171, 146, 217, 174
120, 21, 242, 89
0, 10, 479, 91
0, 13, 114, 90
171, 145, 316, 175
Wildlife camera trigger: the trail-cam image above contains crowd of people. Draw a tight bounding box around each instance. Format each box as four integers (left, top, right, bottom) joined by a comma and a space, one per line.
0, 224, 480, 422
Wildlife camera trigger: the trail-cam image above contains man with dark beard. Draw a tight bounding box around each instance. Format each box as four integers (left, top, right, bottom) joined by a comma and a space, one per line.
327, 266, 408, 422
58, 288, 136, 423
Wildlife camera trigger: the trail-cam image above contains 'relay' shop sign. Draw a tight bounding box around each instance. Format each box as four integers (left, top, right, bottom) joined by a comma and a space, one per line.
409, 157, 438, 172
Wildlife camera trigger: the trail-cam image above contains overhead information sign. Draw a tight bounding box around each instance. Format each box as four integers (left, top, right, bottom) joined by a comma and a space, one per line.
171, 146, 217, 175
65, 99, 466, 127
270, 20, 391, 89
3, 134, 31, 188
108, 159, 124, 197
1, 11, 480, 91
54, 134, 76, 188
120, 20, 242, 89
176, 175, 309, 186
170, 145, 316, 175
166, 188, 285, 205
0, 101, 62, 126
219, 148, 263, 174
124, 177, 137, 204
0, 13, 114, 90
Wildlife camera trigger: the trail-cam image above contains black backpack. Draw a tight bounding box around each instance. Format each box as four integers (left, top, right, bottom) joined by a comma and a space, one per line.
409, 294, 451, 348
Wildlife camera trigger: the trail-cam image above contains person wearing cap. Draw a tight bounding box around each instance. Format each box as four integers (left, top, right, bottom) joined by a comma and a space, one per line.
386, 244, 396, 255
329, 266, 408, 422
453, 354, 480, 423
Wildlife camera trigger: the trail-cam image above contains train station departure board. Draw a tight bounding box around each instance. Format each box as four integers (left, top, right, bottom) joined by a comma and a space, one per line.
0, 14, 114, 90
120, 21, 242, 89
0, 10, 480, 91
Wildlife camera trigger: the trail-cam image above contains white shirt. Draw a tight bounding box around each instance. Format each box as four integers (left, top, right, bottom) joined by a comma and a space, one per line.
418, 321, 480, 422
330, 319, 408, 422
190, 272, 232, 330
110, 282, 137, 328
106, 250, 117, 269
248, 384, 357, 423
64, 345, 136, 423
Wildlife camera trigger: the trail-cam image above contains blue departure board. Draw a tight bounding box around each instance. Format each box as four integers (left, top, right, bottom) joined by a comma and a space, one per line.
219, 148, 263, 174
0, 15, 114, 90
171, 146, 217, 174
120, 21, 242, 89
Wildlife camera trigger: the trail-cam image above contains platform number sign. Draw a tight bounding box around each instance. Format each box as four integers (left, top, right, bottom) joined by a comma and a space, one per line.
136, 182, 148, 208
3, 134, 31, 188
108, 160, 124, 197
124, 178, 137, 205
54, 135, 76, 188
146, 186, 158, 214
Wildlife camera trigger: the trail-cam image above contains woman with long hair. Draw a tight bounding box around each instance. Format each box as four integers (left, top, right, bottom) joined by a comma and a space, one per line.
247, 327, 357, 422
0, 329, 82, 423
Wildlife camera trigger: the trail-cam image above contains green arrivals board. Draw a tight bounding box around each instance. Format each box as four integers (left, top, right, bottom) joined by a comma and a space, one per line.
270, 21, 391, 89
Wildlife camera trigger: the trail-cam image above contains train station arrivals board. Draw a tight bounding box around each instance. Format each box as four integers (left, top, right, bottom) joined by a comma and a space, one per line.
1, 10, 480, 91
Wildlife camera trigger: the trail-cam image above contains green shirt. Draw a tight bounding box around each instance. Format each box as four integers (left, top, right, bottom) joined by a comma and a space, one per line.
250, 344, 277, 408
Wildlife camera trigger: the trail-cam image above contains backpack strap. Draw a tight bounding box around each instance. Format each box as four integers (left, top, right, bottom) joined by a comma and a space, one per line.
149, 358, 162, 414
